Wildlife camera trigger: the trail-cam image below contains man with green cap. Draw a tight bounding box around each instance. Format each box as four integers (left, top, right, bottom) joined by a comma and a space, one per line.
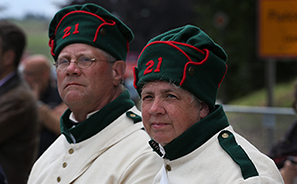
28, 3, 162, 184
134, 24, 284, 183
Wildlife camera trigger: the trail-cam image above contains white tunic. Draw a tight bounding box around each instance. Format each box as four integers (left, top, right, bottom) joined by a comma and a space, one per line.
28, 106, 162, 184
154, 126, 284, 184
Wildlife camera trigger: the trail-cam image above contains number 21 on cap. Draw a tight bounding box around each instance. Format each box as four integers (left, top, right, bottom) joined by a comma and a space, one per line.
143, 57, 163, 75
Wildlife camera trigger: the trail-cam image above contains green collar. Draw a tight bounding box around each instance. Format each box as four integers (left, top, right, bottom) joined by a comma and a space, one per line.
60, 90, 134, 143
163, 105, 229, 160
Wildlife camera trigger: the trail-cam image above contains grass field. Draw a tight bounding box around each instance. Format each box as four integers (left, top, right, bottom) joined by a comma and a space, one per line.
229, 78, 297, 108
13, 19, 53, 62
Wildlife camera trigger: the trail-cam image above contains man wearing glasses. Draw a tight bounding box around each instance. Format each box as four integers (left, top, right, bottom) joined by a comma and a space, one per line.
28, 3, 162, 184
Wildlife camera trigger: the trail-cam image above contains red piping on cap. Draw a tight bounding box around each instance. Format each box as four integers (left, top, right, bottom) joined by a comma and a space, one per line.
133, 66, 138, 89
126, 41, 130, 55
54, 10, 107, 36
137, 40, 205, 61
51, 10, 120, 56
49, 37, 55, 57
180, 48, 208, 85
93, 19, 116, 42
170, 41, 205, 55
218, 64, 228, 88
135, 40, 206, 89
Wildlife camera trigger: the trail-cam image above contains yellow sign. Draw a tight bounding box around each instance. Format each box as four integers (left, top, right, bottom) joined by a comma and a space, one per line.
258, 0, 297, 58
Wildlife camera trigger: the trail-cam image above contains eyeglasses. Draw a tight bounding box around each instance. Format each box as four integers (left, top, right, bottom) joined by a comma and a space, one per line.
54, 55, 113, 71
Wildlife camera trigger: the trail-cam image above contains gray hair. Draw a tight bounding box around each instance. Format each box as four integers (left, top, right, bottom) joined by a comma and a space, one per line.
171, 83, 202, 108
98, 49, 125, 84
99, 49, 117, 64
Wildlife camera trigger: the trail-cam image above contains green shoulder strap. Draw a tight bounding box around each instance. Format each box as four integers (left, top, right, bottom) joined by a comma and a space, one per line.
218, 130, 259, 180
126, 111, 142, 123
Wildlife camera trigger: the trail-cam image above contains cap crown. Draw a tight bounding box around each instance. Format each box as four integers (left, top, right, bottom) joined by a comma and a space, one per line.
134, 25, 227, 110
48, 3, 134, 61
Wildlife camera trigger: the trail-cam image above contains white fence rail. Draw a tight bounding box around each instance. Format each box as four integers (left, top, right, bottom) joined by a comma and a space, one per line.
222, 105, 296, 154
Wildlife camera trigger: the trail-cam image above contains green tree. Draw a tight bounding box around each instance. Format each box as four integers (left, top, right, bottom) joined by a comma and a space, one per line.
193, 0, 297, 104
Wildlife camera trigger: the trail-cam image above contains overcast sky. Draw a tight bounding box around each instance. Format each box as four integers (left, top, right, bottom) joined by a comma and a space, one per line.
0, 0, 67, 19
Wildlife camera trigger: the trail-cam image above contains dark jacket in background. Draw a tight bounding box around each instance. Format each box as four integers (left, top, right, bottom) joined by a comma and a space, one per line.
0, 72, 39, 184
269, 120, 297, 168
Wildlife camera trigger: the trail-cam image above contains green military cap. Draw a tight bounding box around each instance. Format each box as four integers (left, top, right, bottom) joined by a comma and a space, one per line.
48, 3, 134, 61
133, 25, 227, 110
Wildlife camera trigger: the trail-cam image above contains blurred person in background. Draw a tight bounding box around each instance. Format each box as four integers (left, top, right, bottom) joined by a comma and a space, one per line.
133, 24, 284, 183
0, 165, 7, 184
28, 3, 162, 183
0, 20, 38, 184
21, 54, 67, 157
281, 158, 297, 184
269, 81, 297, 184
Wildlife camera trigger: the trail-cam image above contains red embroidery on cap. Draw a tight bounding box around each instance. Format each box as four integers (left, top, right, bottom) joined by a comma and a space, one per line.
62, 26, 71, 39
51, 10, 118, 56
54, 10, 107, 36
133, 66, 138, 89
171, 41, 205, 55
218, 64, 228, 88
180, 48, 208, 85
143, 60, 154, 75
137, 41, 206, 86
62, 23, 80, 39
126, 41, 130, 55
73, 23, 79, 34
143, 57, 163, 75
154, 57, 163, 72
138, 41, 204, 61
49, 37, 55, 57
93, 19, 116, 42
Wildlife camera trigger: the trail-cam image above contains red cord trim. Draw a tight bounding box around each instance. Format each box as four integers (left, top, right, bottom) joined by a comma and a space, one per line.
126, 40, 130, 55
51, 10, 122, 56
218, 64, 228, 88
49, 37, 55, 57
133, 66, 138, 89
180, 48, 209, 85
136, 41, 226, 89
137, 41, 207, 86
54, 10, 107, 36
93, 19, 116, 42
137, 40, 205, 60
169, 41, 205, 55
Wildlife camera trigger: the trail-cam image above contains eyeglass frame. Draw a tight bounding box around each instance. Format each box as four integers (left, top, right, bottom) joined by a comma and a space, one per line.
54, 55, 116, 71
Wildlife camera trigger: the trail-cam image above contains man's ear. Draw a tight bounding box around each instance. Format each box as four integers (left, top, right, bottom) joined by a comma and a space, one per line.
2, 49, 15, 67
112, 60, 126, 86
200, 102, 209, 119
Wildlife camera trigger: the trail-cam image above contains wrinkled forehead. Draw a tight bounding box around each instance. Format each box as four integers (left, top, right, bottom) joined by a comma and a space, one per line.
57, 43, 106, 59
141, 81, 188, 95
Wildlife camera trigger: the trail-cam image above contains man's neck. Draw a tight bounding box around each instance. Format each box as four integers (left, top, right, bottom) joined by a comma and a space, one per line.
70, 86, 124, 122
0, 71, 16, 87
0, 68, 14, 81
